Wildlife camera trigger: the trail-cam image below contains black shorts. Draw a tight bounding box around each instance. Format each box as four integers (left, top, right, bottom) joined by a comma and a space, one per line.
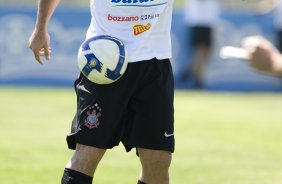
66, 58, 175, 153
189, 26, 213, 48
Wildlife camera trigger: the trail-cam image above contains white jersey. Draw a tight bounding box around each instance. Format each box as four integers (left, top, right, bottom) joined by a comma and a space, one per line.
86, 0, 174, 63
185, 0, 220, 26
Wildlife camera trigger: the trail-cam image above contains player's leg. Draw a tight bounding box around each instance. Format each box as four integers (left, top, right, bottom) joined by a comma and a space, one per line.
66, 144, 106, 176
138, 148, 172, 184
182, 25, 198, 81
192, 44, 210, 86
61, 144, 106, 184
182, 26, 212, 88
121, 59, 175, 184
191, 26, 213, 88
62, 72, 135, 183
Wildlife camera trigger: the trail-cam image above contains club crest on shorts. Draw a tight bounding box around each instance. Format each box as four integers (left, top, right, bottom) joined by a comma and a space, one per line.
84, 103, 102, 129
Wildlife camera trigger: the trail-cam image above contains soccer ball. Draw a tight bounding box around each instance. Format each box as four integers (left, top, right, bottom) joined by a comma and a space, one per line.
77, 35, 128, 84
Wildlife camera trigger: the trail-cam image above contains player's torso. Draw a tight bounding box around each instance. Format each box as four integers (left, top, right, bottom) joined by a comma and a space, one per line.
88, 0, 173, 62
90, 0, 169, 35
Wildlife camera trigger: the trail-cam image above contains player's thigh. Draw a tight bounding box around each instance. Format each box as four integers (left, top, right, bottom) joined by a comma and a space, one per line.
138, 148, 172, 169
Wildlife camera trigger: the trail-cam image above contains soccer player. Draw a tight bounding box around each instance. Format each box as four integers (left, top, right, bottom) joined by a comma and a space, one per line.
182, 0, 221, 89
243, 36, 282, 77
28, 0, 175, 184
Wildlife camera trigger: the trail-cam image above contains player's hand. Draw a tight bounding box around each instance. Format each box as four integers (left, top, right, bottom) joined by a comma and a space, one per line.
28, 28, 51, 65
242, 36, 282, 75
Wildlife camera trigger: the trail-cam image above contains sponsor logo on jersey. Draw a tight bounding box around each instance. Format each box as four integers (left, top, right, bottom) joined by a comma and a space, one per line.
109, 0, 168, 7
108, 14, 139, 22
141, 13, 160, 20
84, 103, 102, 129
133, 23, 151, 36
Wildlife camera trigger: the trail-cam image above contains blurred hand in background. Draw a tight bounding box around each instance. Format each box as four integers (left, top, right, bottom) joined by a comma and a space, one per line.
243, 36, 282, 77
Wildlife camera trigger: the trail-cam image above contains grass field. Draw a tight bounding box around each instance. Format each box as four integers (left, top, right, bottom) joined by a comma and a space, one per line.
0, 87, 282, 184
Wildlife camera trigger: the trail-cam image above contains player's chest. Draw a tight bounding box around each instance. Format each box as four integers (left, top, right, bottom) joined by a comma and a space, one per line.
92, 0, 169, 11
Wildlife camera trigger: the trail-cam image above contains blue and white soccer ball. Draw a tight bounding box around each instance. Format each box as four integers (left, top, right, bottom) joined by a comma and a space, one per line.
77, 35, 128, 84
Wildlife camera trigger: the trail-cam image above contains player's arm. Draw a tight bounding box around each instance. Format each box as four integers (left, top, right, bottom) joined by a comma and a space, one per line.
29, 0, 61, 64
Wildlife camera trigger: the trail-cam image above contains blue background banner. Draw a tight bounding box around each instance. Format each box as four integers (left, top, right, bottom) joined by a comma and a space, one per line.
0, 7, 281, 91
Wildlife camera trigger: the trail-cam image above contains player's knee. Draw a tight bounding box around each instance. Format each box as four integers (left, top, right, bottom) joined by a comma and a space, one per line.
151, 152, 172, 169
67, 144, 106, 176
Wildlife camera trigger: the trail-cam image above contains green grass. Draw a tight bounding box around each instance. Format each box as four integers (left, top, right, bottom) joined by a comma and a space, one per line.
0, 87, 282, 184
